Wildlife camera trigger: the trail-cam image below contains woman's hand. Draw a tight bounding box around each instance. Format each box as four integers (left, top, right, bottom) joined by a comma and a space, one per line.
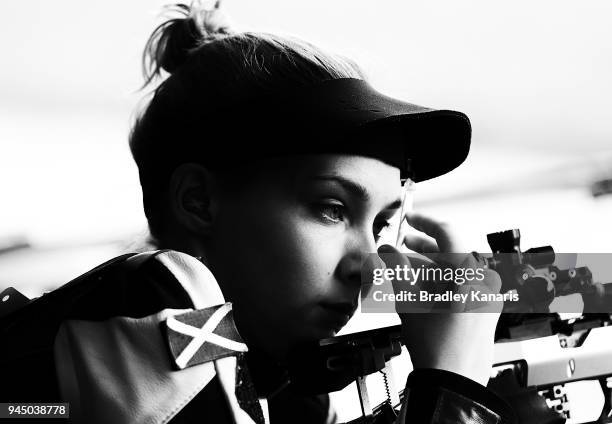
377, 213, 503, 386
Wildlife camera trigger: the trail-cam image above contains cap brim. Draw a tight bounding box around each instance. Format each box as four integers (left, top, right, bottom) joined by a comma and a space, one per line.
205, 78, 471, 183
352, 109, 472, 182
279, 78, 471, 182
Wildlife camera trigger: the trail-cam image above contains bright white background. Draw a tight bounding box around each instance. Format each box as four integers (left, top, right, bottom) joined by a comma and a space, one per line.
1, 0, 611, 292
1, 1, 611, 421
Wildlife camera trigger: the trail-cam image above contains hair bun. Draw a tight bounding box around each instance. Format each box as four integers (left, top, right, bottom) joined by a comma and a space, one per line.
143, 1, 234, 85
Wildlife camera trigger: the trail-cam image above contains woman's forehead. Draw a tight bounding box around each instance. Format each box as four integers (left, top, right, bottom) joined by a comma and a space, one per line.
298, 154, 400, 176
291, 154, 402, 198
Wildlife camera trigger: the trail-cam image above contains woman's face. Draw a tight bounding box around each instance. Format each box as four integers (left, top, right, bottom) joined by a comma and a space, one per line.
206, 154, 402, 357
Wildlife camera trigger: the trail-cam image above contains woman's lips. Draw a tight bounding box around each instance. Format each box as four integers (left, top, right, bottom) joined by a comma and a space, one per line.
319, 302, 357, 331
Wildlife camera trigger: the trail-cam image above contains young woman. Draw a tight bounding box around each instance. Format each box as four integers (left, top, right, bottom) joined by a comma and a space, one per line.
0, 2, 514, 423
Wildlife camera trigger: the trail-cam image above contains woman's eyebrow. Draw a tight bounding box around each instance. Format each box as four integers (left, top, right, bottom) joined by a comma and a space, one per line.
383, 199, 402, 211
308, 175, 402, 210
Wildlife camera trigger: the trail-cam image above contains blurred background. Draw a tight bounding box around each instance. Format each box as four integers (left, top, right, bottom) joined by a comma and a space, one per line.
1, 1, 611, 421
2, 0, 611, 298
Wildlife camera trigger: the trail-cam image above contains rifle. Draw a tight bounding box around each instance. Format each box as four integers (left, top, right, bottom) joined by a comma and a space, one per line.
287, 229, 612, 424
2, 231, 610, 423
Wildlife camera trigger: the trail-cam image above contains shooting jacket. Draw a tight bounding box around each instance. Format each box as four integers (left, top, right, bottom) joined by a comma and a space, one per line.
0, 250, 516, 424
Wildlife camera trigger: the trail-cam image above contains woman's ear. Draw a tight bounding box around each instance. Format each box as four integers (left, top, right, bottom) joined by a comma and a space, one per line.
168, 163, 219, 236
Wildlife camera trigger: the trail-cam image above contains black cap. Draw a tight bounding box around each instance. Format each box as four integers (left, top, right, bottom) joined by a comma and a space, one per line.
138, 77, 472, 207
218, 78, 471, 182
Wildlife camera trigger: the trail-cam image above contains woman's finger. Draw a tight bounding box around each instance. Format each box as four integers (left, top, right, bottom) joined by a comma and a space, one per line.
404, 213, 456, 253
377, 244, 435, 313
401, 234, 439, 254
459, 254, 503, 294
482, 268, 502, 294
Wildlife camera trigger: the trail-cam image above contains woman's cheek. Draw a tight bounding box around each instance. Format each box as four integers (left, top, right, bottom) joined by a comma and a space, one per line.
287, 220, 346, 295
236, 204, 343, 303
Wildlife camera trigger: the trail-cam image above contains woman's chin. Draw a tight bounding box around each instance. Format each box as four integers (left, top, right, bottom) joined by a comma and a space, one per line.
306, 322, 343, 341
317, 327, 338, 339
277, 319, 347, 354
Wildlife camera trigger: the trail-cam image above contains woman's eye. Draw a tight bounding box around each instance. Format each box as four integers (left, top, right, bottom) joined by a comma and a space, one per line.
316, 203, 345, 223
373, 220, 392, 241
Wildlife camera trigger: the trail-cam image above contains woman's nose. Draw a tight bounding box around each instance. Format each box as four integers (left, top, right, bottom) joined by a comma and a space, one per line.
335, 229, 379, 288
